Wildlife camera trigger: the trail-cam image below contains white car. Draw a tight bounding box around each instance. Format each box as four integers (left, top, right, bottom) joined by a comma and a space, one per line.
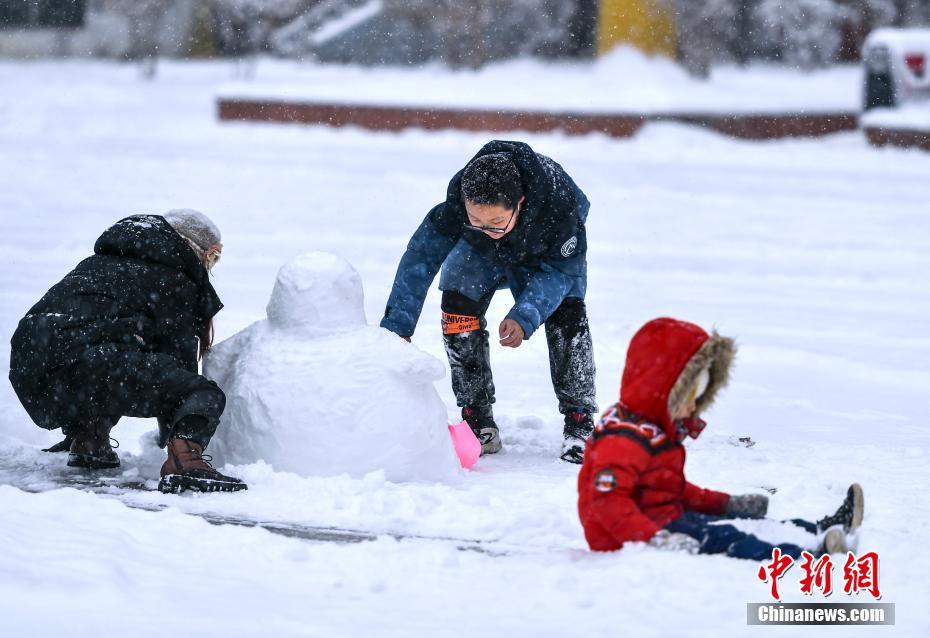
862, 27, 930, 110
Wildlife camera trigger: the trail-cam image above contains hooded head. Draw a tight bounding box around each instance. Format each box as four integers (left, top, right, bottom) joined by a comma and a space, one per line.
164, 209, 222, 269
619, 318, 735, 438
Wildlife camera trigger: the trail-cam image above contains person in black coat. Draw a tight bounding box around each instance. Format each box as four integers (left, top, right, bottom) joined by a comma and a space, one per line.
8, 210, 246, 493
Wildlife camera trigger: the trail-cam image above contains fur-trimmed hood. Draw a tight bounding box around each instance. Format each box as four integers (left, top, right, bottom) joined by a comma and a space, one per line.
619, 318, 735, 437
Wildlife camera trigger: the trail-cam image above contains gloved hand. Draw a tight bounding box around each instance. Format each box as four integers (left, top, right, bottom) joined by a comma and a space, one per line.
725, 493, 769, 519
648, 529, 701, 554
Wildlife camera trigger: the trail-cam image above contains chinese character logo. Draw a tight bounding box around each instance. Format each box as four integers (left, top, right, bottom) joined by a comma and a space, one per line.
799, 552, 834, 596
757, 549, 882, 600
757, 548, 794, 601
843, 551, 882, 600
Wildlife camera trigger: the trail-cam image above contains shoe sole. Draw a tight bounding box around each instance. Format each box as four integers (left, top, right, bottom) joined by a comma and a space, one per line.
848, 483, 864, 532
158, 474, 248, 494
67, 453, 120, 470
480, 439, 502, 455
823, 528, 849, 554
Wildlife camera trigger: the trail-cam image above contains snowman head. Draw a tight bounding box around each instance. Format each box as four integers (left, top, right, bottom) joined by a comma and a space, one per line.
266, 252, 366, 335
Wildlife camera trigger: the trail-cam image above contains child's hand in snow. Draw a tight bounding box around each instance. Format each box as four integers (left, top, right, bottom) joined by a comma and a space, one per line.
725, 493, 769, 519
648, 530, 701, 554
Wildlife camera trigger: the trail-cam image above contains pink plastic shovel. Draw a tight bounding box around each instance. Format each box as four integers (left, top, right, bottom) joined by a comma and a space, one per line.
448, 420, 481, 469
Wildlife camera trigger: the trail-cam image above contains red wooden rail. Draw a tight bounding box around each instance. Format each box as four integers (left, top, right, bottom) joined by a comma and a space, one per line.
217, 99, 858, 140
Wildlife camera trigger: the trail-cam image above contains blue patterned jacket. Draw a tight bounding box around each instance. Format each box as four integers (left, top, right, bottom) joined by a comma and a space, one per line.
380, 140, 590, 339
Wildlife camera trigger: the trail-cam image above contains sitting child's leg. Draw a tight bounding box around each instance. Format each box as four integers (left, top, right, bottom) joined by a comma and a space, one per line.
787, 519, 818, 534
665, 512, 808, 560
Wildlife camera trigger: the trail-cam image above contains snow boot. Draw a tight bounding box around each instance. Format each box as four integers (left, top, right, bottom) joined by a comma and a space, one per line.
817, 483, 864, 533
560, 410, 594, 464
43, 434, 75, 453
158, 438, 247, 494
67, 417, 120, 469
820, 526, 854, 555
462, 406, 502, 455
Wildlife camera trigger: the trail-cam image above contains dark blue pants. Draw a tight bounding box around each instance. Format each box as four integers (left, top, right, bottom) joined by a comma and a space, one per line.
665, 511, 817, 560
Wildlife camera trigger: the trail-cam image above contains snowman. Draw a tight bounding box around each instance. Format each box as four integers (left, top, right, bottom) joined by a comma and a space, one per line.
204, 252, 460, 483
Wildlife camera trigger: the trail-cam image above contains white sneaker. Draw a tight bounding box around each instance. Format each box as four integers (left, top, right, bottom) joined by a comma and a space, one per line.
560, 438, 585, 464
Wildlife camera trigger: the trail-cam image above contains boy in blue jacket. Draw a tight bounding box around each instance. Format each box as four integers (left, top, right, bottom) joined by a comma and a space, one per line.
380, 140, 596, 462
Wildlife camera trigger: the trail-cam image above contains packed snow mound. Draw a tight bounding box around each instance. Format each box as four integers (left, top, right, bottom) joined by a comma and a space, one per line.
266, 251, 366, 335
205, 252, 460, 483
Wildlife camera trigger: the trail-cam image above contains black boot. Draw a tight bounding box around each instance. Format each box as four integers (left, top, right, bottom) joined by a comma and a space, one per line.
67, 416, 120, 469
43, 434, 75, 453
560, 410, 594, 464
817, 484, 864, 533
462, 405, 502, 455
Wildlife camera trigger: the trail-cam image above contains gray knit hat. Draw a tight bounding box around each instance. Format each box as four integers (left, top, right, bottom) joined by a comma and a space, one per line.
164, 209, 222, 263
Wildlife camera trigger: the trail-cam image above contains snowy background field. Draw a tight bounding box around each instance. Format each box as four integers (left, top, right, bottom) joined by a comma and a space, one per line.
1, 58, 929, 637
216, 47, 862, 114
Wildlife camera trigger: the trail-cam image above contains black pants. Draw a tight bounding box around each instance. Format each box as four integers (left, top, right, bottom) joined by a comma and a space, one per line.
441, 291, 597, 414
38, 346, 223, 448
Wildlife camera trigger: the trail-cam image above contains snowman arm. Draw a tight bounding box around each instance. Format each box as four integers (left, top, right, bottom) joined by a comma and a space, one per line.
380, 207, 457, 337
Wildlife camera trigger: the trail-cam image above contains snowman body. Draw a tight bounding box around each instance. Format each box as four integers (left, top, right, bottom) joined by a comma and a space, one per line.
206, 252, 459, 483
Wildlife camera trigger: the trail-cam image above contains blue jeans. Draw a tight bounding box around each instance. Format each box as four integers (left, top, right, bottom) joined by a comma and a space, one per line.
665, 511, 818, 560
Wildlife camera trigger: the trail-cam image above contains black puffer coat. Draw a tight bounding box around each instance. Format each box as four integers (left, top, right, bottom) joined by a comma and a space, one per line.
9, 215, 222, 430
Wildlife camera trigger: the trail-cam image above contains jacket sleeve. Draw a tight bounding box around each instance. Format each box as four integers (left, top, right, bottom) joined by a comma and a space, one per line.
506, 188, 588, 339
682, 481, 730, 515
586, 436, 662, 546
380, 204, 458, 337
506, 254, 584, 340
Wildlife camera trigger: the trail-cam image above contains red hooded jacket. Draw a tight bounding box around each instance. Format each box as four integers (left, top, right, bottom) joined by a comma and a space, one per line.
578, 318, 736, 551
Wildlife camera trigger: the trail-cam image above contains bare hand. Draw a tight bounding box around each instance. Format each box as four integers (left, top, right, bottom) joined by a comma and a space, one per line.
499, 319, 524, 348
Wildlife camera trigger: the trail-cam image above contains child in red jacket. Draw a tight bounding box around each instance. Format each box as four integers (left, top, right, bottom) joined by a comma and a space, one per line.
578, 317, 863, 559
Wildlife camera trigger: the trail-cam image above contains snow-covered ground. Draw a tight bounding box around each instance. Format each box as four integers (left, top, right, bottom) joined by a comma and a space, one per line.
861, 103, 930, 131
217, 48, 863, 114
1, 59, 929, 637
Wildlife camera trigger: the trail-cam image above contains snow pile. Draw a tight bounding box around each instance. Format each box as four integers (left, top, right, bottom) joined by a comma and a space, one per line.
861, 104, 930, 131
204, 252, 460, 483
